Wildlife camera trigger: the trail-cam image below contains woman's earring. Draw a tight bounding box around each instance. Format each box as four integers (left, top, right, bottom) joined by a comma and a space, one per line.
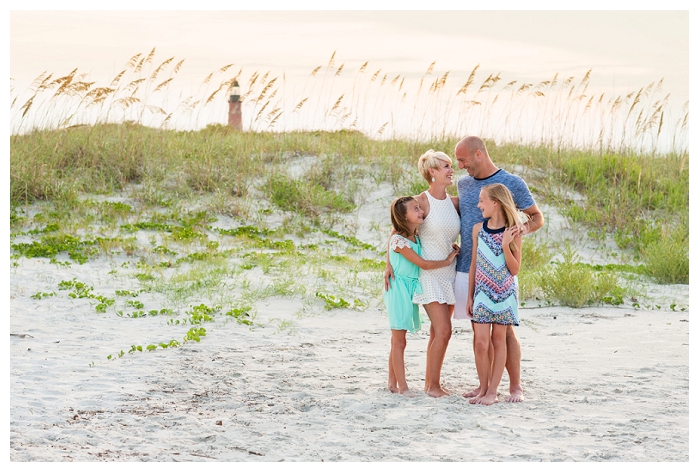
431, 177, 435, 182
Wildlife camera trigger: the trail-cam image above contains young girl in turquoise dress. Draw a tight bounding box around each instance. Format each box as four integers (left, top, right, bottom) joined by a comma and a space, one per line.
466, 183, 525, 406
384, 196, 460, 397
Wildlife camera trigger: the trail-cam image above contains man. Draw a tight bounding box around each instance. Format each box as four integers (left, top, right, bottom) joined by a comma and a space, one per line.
453, 136, 544, 402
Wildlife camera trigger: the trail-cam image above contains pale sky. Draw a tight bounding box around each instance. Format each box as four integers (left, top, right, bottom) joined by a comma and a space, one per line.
7, 3, 693, 142
10, 8, 689, 96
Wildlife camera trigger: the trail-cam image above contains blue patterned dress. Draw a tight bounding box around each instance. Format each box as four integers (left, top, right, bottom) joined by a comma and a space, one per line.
472, 220, 519, 326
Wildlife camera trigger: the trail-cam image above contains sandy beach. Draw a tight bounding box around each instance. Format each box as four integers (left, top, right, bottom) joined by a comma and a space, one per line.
9, 285, 690, 461
9, 177, 691, 462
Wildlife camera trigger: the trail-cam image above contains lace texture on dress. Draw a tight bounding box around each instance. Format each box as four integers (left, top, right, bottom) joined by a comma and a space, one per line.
390, 234, 413, 251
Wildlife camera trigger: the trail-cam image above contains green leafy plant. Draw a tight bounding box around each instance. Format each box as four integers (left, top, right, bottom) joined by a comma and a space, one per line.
537, 243, 626, 308
225, 305, 254, 325
315, 292, 350, 310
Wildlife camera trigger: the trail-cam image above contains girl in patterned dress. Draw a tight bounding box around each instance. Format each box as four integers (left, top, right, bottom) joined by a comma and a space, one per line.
466, 184, 525, 406
384, 196, 460, 397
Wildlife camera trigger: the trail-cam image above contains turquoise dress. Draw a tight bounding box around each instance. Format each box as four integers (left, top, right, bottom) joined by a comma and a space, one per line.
383, 234, 424, 333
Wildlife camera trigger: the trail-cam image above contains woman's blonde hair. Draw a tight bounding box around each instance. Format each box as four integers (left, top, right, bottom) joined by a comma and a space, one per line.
418, 150, 452, 183
482, 183, 528, 252
390, 196, 417, 238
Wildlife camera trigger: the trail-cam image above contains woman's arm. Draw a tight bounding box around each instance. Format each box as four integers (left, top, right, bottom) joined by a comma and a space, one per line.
502, 227, 523, 276
451, 195, 460, 217
383, 229, 396, 290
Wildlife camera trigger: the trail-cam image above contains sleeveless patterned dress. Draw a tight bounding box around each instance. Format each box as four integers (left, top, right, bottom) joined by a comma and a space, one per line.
472, 220, 520, 325
412, 191, 461, 306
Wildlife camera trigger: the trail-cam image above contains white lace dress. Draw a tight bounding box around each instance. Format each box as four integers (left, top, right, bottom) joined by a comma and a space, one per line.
412, 191, 461, 305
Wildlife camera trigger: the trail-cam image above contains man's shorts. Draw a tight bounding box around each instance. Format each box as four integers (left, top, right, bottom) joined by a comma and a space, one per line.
453, 271, 472, 320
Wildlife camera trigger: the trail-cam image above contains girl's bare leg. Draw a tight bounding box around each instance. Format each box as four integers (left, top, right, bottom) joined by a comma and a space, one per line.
423, 302, 452, 397
388, 351, 398, 393
389, 330, 416, 396
469, 322, 491, 404
464, 322, 494, 398
505, 325, 524, 402
476, 324, 508, 406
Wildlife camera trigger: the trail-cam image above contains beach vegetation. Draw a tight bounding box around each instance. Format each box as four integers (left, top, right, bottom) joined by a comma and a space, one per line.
315, 292, 351, 310
537, 243, 627, 308
10, 51, 688, 365
640, 226, 689, 284
225, 305, 254, 325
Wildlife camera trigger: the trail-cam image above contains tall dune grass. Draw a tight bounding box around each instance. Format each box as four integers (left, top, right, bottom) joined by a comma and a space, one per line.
10, 50, 689, 284
11, 49, 688, 156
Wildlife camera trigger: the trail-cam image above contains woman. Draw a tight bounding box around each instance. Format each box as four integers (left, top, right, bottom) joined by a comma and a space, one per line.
384, 150, 461, 397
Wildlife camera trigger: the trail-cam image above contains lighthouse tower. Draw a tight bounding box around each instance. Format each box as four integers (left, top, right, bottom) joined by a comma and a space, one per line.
228, 80, 242, 131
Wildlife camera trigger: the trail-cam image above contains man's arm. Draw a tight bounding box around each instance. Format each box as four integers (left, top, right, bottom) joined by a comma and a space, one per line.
521, 204, 544, 236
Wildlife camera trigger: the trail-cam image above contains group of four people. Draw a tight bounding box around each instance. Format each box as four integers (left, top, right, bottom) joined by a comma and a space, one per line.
383, 135, 544, 404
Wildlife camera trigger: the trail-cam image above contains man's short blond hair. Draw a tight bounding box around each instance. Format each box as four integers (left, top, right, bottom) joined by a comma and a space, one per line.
418, 150, 452, 182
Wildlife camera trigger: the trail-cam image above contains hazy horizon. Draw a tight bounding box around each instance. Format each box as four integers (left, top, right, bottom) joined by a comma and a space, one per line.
9, 9, 690, 151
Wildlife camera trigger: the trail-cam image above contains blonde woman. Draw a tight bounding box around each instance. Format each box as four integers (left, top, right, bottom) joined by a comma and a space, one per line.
384, 150, 461, 397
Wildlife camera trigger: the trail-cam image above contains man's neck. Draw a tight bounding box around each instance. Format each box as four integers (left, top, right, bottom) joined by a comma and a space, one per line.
474, 163, 499, 180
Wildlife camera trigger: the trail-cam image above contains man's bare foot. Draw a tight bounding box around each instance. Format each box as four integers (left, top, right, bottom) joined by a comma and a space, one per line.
506, 386, 524, 403
462, 386, 480, 398
475, 393, 499, 406
426, 387, 450, 398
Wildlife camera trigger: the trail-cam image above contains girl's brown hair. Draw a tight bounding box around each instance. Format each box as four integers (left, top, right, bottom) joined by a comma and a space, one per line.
390, 196, 417, 238
482, 183, 528, 252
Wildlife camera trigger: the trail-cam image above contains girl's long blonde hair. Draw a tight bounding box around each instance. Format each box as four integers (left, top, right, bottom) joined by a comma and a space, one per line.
390, 196, 417, 238
482, 183, 528, 252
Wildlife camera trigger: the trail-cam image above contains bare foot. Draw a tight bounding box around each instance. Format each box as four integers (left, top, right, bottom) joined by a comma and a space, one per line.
388, 384, 398, 393
462, 386, 480, 398
426, 387, 450, 398
475, 393, 499, 406
399, 389, 419, 398
468, 392, 484, 404
506, 386, 524, 403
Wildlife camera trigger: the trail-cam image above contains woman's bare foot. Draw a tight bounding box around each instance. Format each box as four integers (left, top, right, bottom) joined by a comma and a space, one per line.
475, 393, 499, 406
388, 384, 398, 393
462, 386, 481, 398
506, 386, 524, 402
426, 386, 450, 398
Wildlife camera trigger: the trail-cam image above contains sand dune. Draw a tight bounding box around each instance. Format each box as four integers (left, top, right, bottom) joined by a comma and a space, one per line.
10, 180, 690, 462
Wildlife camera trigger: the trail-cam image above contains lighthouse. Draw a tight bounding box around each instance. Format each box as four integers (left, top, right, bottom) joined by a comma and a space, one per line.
228, 80, 242, 130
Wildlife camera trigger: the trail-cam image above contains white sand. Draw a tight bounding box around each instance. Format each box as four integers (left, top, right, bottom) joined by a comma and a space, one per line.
9, 179, 691, 462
